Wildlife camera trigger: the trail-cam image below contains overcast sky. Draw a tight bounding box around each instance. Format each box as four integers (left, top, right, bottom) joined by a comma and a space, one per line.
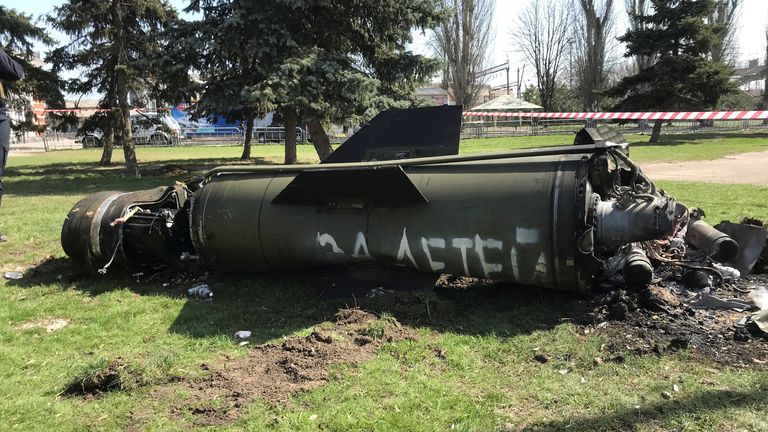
6, 0, 768, 90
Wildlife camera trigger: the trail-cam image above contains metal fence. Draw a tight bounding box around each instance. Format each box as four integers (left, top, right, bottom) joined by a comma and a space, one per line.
41, 132, 80, 151
180, 126, 243, 146
250, 126, 308, 144
23, 126, 311, 152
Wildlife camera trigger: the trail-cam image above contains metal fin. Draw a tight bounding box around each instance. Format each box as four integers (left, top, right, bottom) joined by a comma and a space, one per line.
321, 105, 463, 163
271, 165, 427, 207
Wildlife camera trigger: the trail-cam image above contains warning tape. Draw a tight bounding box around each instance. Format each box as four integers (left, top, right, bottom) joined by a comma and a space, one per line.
462, 110, 768, 121
9, 107, 768, 121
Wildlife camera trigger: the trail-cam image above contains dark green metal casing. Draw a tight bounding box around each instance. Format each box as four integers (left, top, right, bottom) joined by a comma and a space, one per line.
61, 138, 677, 295
190, 152, 594, 294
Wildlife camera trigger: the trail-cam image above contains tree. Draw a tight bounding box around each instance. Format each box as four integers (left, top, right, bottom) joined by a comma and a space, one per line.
0, 7, 65, 126
431, 0, 495, 108
607, 0, 735, 142
183, 0, 272, 160
236, 0, 443, 164
513, 0, 572, 111
624, 0, 653, 72
48, 0, 178, 175
522, 83, 581, 112
572, 0, 615, 111
709, 0, 740, 66
760, 19, 768, 109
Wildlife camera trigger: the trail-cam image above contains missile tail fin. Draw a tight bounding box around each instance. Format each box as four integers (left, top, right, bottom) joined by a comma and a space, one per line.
321, 105, 462, 163
272, 165, 427, 207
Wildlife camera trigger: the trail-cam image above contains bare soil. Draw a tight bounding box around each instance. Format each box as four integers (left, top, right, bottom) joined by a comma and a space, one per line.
151, 308, 417, 427
62, 358, 125, 397
642, 151, 768, 185
582, 274, 768, 367
13, 317, 70, 333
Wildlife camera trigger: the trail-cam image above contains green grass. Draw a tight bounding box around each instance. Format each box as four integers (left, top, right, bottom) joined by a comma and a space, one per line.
656, 181, 768, 223
1, 133, 767, 431
460, 131, 768, 164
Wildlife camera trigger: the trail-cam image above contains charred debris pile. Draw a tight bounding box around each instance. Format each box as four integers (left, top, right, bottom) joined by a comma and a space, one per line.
58, 107, 768, 357
588, 212, 768, 363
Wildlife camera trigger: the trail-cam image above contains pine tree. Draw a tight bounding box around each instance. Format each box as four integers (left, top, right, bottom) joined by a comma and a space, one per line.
608, 0, 735, 142
190, 0, 443, 164
0, 6, 65, 130
48, 0, 178, 175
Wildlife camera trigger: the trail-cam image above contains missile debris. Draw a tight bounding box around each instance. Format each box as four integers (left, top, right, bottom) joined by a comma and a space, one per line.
60, 106, 743, 295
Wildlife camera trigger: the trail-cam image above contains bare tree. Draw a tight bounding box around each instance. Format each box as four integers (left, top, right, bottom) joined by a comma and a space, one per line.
432, 0, 495, 108
572, 0, 616, 111
709, 0, 741, 66
513, 0, 572, 111
763, 21, 768, 108
624, 0, 653, 72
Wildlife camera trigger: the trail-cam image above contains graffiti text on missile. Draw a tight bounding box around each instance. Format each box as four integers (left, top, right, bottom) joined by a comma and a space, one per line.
316, 227, 547, 281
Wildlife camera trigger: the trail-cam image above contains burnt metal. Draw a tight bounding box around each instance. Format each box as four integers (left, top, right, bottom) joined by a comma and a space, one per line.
624, 247, 653, 287
713, 221, 768, 274
686, 219, 740, 262
61, 185, 191, 272
594, 198, 677, 247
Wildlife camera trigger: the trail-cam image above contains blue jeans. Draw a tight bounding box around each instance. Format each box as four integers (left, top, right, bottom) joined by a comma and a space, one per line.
0, 115, 9, 204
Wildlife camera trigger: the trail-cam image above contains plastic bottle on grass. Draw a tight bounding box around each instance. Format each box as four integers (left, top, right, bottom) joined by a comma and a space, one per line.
187, 284, 213, 300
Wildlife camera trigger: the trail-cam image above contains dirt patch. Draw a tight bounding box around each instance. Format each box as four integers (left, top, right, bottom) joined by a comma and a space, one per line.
13, 318, 70, 332
62, 358, 125, 397
140, 164, 192, 177
581, 274, 768, 367
642, 151, 768, 186
153, 308, 417, 427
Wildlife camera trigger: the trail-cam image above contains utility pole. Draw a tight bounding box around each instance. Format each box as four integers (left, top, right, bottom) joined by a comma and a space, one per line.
474, 59, 511, 97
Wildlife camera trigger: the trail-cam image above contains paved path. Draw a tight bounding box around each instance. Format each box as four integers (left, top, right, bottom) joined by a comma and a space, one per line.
641, 151, 768, 186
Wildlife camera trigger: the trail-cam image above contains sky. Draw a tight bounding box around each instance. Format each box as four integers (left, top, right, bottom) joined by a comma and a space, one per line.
5, 0, 768, 91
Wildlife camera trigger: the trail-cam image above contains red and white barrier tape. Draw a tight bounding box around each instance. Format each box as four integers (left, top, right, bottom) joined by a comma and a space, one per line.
462, 110, 768, 121
8, 107, 768, 121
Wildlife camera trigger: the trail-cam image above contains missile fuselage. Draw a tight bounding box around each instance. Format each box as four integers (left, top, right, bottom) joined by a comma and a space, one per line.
61, 143, 677, 294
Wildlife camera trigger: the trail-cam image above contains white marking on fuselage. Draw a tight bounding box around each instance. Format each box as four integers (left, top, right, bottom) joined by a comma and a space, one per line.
532, 251, 548, 282
475, 234, 503, 278
421, 237, 446, 271
352, 231, 372, 259
509, 246, 521, 281
397, 228, 418, 268
451, 238, 473, 275
516, 227, 540, 245
317, 232, 345, 254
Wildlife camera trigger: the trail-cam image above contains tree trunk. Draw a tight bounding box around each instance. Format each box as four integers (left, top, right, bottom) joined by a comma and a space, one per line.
284, 109, 297, 165
119, 104, 139, 176
240, 109, 255, 160
112, 1, 139, 177
99, 112, 114, 166
307, 119, 333, 161
649, 119, 663, 143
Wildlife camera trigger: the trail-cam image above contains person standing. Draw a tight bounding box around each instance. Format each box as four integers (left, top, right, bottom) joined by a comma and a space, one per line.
0, 47, 25, 242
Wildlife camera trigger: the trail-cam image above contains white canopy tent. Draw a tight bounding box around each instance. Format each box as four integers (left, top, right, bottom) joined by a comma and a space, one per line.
469, 94, 542, 112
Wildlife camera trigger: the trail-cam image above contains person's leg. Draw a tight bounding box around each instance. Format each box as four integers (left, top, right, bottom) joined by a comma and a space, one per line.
0, 116, 9, 242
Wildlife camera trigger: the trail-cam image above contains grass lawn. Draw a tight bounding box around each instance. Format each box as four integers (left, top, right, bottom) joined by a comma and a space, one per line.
460, 131, 768, 164
0, 133, 767, 431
